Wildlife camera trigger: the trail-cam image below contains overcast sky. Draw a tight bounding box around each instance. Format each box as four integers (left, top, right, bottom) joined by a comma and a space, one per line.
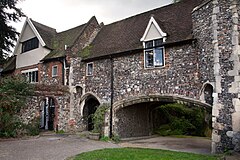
13, 0, 172, 33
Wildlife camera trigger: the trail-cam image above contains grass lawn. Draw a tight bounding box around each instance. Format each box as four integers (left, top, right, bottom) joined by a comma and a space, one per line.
71, 148, 220, 160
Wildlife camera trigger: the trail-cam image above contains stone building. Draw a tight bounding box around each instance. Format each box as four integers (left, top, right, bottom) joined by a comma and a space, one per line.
2, 0, 240, 153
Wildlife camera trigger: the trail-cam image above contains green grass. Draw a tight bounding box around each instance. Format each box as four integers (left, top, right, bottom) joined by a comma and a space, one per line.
72, 148, 220, 160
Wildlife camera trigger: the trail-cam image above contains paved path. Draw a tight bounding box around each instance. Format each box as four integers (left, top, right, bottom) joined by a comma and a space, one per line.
1, 134, 239, 160
0, 134, 119, 160
120, 136, 212, 154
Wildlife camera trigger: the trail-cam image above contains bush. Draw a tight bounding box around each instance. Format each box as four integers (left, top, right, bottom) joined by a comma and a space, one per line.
154, 103, 210, 137
0, 75, 34, 137
24, 117, 40, 136
0, 112, 22, 137
92, 104, 109, 134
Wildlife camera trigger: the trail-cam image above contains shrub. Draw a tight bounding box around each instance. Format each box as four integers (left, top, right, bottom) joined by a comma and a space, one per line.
92, 104, 109, 134
0, 75, 34, 137
0, 112, 22, 137
154, 103, 210, 137
100, 136, 111, 142
24, 117, 40, 136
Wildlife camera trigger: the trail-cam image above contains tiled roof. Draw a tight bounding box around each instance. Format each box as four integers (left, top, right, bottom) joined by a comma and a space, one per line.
31, 19, 57, 49
87, 0, 204, 59
31, 17, 96, 61
42, 23, 87, 61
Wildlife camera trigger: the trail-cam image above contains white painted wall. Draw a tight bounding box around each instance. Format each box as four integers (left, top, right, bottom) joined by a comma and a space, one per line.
144, 23, 163, 41
16, 23, 51, 69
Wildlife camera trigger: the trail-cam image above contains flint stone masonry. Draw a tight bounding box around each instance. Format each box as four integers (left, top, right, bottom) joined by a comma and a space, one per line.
19, 85, 71, 131
113, 45, 201, 102
40, 61, 63, 85
193, 0, 240, 153
72, 43, 210, 136
17, 0, 240, 154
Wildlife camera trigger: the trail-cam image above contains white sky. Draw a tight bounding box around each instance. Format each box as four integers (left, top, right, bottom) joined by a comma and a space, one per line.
13, 0, 172, 33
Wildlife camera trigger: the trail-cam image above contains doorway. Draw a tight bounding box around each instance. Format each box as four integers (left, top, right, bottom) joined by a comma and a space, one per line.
40, 97, 55, 131
83, 96, 100, 131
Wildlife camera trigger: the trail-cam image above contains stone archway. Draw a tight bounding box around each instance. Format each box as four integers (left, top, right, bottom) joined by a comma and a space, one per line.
82, 95, 100, 131
203, 84, 214, 106
113, 94, 211, 138
200, 83, 214, 106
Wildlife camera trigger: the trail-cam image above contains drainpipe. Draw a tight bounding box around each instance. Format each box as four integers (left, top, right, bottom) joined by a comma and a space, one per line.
59, 57, 65, 85
110, 57, 114, 138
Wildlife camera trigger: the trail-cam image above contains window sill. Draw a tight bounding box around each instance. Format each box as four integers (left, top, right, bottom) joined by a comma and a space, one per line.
144, 66, 165, 69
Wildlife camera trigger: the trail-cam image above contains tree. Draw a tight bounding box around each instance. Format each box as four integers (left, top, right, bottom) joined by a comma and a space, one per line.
0, 75, 33, 137
0, 0, 24, 65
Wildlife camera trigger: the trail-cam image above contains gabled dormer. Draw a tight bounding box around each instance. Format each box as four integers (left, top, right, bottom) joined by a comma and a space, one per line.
14, 18, 56, 69
141, 16, 167, 69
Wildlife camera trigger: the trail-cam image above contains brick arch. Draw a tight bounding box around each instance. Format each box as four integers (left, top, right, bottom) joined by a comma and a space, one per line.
113, 94, 211, 113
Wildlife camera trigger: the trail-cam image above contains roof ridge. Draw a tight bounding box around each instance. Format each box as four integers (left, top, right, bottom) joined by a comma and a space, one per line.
104, 0, 202, 27
30, 18, 56, 33
104, 2, 176, 27
57, 23, 87, 34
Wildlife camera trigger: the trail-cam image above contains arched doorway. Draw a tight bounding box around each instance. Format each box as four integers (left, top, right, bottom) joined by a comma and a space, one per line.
82, 95, 100, 131
203, 84, 213, 106
40, 97, 56, 131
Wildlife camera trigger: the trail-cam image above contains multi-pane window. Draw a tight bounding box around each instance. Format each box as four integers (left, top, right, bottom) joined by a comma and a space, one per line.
144, 38, 164, 68
86, 63, 93, 76
22, 37, 39, 53
22, 71, 38, 83
52, 65, 58, 77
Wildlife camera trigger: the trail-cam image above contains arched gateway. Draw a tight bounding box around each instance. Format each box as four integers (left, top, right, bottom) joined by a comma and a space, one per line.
112, 94, 212, 138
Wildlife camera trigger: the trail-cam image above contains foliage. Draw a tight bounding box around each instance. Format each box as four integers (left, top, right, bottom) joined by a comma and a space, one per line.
100, 134, 120, 143
56, 130, 65, 134
111, 134, 120, 143
0, 112, 22, 137
100, 136, 111, 142
154, 103, 210, 137
23, 117, 40, 136
72, 148, 219, 160
0, 75, 34, 137
91, 104, 109, 134
0, 0, 24, 64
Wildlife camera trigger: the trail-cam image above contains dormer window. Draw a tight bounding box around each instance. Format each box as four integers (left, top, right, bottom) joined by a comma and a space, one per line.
22, 37, 39, 53
144, 39, 164, 68
140, 17, 167, 69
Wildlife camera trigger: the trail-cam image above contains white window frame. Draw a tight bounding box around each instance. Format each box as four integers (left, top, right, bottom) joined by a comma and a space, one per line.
21, 68, 39, 83
144, 39, 165, 69
52, 65, 58, 77
86, 62, 93, 76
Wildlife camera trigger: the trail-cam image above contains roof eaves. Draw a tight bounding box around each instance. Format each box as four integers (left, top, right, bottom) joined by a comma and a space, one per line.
28, 18, 46, 47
